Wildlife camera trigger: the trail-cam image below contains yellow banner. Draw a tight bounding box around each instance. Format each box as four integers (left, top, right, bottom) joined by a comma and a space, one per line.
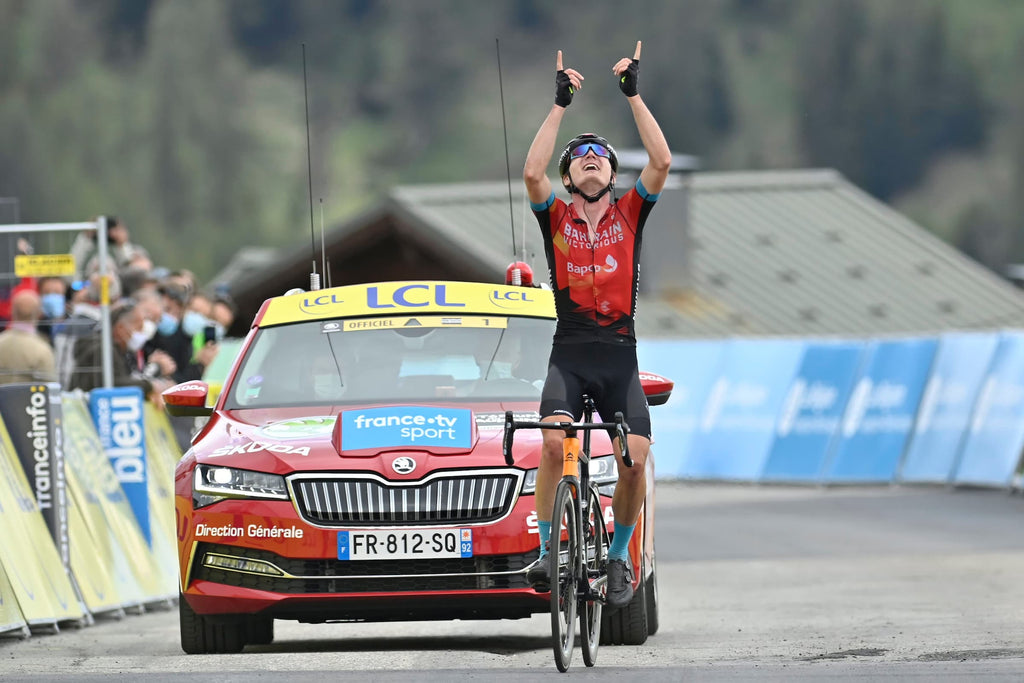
0, 418, 83, 627
67, 489, 123, 616
260, 281, 554, 327
143, 404, 184, 596
62, 397, 171, 604
0, 554, 28, 636
14, 253, 76, 277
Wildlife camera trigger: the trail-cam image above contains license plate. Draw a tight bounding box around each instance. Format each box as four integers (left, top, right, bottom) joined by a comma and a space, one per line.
338, 528, 473, 560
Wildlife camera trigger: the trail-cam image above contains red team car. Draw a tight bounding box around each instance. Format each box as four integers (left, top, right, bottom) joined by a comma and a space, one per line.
164, 279, 672, 654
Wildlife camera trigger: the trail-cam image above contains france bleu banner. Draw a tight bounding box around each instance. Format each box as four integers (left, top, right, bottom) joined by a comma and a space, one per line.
952, 331, 1024, 487
637, 339, 726, 478
89, 387, 150, 546
684, 338, 805, 480
760, 340, 866, 482
898, 332, 1000, 483
822, 337, 937, 483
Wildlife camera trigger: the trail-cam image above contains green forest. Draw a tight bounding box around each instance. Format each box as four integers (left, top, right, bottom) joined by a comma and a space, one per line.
2, 0, 1024, 283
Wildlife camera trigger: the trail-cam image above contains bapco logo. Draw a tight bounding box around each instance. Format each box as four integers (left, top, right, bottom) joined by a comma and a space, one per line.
392, 457, 417, 475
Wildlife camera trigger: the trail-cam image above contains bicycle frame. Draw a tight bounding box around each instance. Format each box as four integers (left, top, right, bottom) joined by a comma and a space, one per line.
502, 396, 632, 671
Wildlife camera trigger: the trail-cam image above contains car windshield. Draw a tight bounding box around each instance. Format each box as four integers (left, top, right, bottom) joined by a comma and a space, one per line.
224, 315, 555, 408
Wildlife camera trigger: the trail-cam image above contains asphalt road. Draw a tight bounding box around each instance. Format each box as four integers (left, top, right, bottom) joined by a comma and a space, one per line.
3, 482, 1024, 681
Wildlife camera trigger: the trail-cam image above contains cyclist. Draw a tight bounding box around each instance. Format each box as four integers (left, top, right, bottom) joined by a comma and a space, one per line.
522, 42, 671, 609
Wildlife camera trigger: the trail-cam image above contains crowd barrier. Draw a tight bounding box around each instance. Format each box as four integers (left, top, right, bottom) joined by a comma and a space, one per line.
638, 330, 1024, 487
0, 383, 179, 638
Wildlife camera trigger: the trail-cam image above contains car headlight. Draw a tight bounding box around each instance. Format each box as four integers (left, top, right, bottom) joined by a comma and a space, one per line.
520, 454, 619, 494
192, 464, 289, 509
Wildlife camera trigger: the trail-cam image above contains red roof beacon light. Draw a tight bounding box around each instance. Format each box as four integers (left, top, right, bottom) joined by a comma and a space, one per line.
505, 261, 534, 287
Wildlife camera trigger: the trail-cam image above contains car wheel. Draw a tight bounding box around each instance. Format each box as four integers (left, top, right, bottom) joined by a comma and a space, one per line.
246, 616, 274, 646
645, 559, 659, 636
179, 594, 246, 654
599, 555, 649, 646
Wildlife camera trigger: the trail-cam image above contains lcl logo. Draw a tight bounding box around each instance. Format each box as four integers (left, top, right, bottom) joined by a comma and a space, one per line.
392, 457, 417, 475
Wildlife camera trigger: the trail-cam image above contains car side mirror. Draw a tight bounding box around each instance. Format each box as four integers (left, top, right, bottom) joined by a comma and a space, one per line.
162, 381, 214, 417
639, 371, 673, 407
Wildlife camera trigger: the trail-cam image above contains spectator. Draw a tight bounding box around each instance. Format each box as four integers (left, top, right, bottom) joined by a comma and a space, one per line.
151, 283, 217, 384
211, 294, 237, 338
0, 289, 57, 385
70, 215, 149, 280
37, 276, 68, 344
52, 270, 121, 389
120, 264, 159, 298
166, 269, 198, 299
69, 298, 170, 399
134, 288, 177, 381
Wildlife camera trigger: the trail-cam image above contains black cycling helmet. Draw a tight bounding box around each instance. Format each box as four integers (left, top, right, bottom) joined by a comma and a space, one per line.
557, 133, 618, 178
557, 133, 619, 203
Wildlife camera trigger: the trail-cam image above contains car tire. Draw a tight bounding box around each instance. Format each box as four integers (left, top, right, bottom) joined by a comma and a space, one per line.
645, 559, 659, 636
599, 556, 649, 646
246, 616, 274, 646
179, 594, 246, 654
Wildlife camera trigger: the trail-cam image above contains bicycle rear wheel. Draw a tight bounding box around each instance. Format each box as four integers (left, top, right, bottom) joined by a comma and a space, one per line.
580, 484, 609, 667
550, 480, 579, 672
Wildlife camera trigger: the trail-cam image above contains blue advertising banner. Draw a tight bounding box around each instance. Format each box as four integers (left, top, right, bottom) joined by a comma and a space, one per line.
637, 339, 726, 478
822, 338, 937, 483
760, 341, 866, 482
341, 406, 473, 451
89, 387, 150, 546
899, 333, 1000, 483
684, 338, 805, 480
952, 331, 1024, 487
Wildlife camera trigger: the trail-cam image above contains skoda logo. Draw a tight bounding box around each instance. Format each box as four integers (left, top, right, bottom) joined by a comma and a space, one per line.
392, 457, 416, 475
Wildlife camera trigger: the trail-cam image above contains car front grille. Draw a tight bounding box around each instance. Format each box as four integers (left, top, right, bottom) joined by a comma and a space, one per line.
289, 470, 521, 527
192, 542, 538, 593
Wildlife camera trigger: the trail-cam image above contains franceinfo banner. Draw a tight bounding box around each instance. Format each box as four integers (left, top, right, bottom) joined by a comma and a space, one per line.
0, 382, 69, 570
952, 331, 1024, 487
822, 337, 938, 483
760, 340, 866, 483
684, 338, 805, 480
89, 386, 151, 546
637, 339, 726, 479
898, 332, 1000, 484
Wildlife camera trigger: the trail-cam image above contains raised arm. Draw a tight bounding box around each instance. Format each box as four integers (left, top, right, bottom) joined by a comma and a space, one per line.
523, 50, 583, 205
613, 41, 671, 195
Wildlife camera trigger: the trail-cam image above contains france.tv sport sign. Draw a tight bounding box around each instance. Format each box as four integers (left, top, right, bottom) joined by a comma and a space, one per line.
341, 406, 472, 451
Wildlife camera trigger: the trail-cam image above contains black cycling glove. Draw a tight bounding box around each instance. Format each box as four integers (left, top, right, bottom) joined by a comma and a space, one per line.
555, 70, 575, 107
618, 59, 639, 97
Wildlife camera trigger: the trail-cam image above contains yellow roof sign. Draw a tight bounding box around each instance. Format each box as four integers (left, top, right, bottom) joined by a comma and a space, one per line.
260, 281, 554, 327
14, 253, 76, 277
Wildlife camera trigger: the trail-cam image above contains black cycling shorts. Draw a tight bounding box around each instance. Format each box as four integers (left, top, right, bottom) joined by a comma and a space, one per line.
539, 342, 651, 440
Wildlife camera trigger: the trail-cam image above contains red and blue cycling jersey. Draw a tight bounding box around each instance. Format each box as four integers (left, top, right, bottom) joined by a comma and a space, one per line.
531, 178, 659, 346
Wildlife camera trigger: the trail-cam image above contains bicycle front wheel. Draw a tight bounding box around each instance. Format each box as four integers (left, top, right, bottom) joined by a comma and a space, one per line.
580, 484, 609, 667
550, 480, 579, 672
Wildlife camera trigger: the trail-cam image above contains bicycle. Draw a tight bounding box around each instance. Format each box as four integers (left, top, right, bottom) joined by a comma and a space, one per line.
502, 396, 632, 672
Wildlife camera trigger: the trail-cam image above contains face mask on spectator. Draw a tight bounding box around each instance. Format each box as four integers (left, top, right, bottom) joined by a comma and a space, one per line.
214, 323, 226, 341
182, 310, 207, 337
141, 319, 157, 341
158, 312, 179, 336
41, 293, 66, 319
127, 330, 148, 352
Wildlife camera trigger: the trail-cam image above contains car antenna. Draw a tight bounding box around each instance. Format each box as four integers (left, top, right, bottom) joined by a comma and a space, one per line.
496, 39, 518, 280
320, 198, 331, 288
496, 39, 534, 288
302, 43, 320, 291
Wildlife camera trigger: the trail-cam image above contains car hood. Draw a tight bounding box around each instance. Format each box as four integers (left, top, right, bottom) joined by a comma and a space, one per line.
192, 403, 543, 475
